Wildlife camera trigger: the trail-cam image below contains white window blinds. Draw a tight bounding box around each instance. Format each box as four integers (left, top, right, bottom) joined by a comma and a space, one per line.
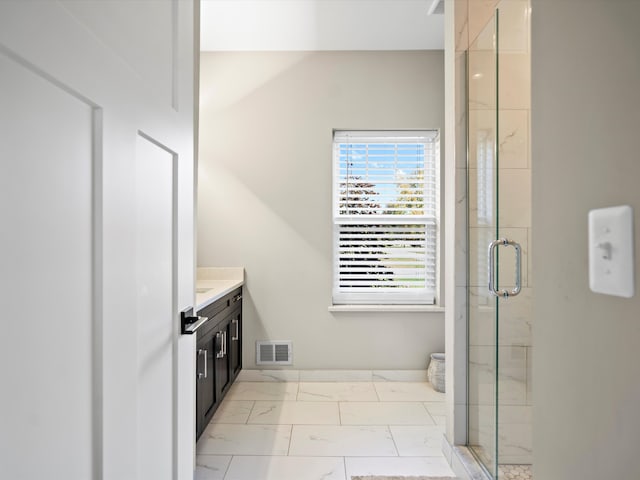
332, 130, 439, 305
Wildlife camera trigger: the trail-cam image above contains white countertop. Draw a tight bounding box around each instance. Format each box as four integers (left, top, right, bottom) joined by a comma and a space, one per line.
195, 267, 244, 311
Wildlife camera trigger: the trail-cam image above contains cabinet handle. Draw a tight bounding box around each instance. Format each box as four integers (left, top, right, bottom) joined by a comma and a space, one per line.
233, 294, 242, 303
231, 318, 239, 341
216, 332, 224, 359
223, 331, 227, 356
197, 348, 208, 379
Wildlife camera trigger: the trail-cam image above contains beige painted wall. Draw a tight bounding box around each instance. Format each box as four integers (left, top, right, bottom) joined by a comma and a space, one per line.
532, 1, 640, 478
198, 51, 445, 369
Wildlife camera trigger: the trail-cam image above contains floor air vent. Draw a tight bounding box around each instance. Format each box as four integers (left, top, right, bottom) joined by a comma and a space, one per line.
256, 341, 292, 365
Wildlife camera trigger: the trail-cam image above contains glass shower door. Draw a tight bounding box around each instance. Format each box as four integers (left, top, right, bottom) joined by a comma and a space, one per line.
468, 3, 531, 478
467, 10, 500, 477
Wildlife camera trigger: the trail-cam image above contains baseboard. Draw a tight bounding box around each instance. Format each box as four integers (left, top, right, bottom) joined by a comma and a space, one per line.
236, 369, 429, 382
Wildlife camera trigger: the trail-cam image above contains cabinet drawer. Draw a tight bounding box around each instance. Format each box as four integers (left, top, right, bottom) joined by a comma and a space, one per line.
196, 287, 242, 339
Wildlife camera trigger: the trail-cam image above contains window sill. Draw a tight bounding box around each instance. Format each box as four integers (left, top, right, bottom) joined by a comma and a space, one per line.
328, 304, 444, 313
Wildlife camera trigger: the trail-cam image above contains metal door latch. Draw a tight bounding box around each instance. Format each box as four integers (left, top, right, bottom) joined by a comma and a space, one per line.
181, 307, 208, 334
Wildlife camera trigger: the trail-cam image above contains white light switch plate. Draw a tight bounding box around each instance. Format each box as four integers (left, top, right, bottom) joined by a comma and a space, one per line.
588, 205, 634, 298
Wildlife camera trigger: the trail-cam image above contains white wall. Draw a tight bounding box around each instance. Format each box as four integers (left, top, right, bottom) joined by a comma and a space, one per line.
532, 1, 640, 478
198, 51, 444, 369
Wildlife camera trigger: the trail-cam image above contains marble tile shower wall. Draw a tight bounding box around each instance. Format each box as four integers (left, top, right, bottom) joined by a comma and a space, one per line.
459, 0, 532, 465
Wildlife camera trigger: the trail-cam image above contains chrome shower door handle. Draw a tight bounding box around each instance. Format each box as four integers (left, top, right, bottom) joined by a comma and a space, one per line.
511, 239, 522, 297
488, 237, 522, 298
488, 238, 501, 297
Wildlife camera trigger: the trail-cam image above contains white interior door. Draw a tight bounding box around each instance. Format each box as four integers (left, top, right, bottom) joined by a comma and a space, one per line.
0, 1, 198, 479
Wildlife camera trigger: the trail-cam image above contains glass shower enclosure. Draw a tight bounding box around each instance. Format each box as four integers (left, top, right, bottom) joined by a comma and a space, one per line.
466, 2, 532, 478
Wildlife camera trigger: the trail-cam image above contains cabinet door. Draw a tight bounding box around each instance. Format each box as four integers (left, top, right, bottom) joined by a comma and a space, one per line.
229, 308, 242, 380
196, 334, 216, 440
214, 319, 231, 399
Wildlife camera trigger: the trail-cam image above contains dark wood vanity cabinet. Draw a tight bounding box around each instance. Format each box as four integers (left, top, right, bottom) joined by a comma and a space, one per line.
195, 287, 242, 440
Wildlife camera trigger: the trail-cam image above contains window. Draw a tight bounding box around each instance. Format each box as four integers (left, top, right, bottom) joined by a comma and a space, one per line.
332, 130, 439, 305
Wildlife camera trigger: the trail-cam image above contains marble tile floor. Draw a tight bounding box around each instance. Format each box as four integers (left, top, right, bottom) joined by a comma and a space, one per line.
196, 381, 457, 480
